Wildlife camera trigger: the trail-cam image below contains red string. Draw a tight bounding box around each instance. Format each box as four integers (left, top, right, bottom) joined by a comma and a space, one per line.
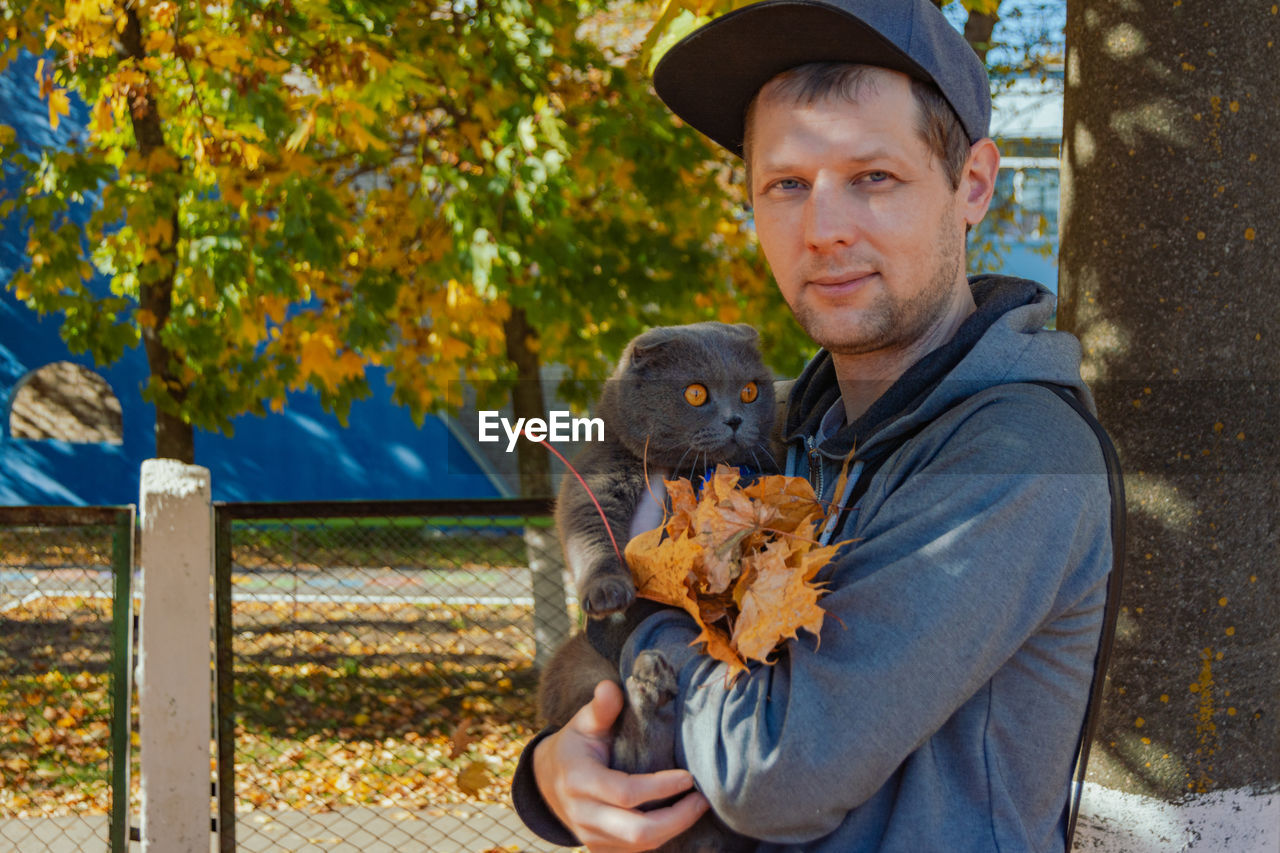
526, 430, 624, 565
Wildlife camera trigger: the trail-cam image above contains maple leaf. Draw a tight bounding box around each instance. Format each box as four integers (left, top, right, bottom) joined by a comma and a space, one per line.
624, 463, 854, 680
732, 540, 827, 664
455, 760, 492, 797
664, 478, 699, 540
694, 621, 747, 679
627, 525, 701, 619
741, 474, 825, 532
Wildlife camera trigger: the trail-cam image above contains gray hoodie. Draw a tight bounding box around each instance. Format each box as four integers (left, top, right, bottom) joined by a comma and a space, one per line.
619, 277, 1112, 852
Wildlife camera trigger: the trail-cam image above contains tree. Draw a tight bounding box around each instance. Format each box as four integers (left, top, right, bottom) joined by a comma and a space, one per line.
1059, 0, 1277, 819
0, 0, 799, 465
3, 0, 803, 665
2, 0, 1071, 463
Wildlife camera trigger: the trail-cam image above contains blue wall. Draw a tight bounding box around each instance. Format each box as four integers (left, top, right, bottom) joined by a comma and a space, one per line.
1, 54, 502, 505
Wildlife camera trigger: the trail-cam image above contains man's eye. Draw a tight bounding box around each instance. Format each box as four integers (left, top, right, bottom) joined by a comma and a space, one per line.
773, 178, 804, 191
861, 171, 890, 183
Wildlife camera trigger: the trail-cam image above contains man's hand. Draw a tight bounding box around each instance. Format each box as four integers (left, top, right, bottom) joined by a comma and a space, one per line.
533, 679, 709, 852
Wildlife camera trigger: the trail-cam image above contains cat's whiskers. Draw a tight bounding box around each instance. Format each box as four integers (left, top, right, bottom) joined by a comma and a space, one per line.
756, 442, 779, 472
686, 449, 704, 481
673, 446, 694, 481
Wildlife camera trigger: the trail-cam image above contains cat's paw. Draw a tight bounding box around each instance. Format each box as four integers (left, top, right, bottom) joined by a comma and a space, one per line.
581, 573, 636, 618
626, 650, 678, 716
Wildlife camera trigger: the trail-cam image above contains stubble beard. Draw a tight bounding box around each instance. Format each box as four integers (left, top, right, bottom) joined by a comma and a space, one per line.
792, 207, 965, 357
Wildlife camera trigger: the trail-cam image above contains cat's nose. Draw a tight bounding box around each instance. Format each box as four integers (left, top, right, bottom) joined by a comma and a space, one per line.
724, 415, 743, 432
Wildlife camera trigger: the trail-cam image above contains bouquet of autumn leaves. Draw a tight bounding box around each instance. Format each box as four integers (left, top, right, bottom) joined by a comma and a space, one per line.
624, 463, 854, 679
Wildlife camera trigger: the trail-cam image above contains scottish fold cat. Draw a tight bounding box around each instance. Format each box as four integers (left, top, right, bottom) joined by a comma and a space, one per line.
537, 322, 778, 853
555, 321, 780, 618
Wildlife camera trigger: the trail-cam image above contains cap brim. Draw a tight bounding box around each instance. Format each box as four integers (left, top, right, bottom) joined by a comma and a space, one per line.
653, 1, 932, 158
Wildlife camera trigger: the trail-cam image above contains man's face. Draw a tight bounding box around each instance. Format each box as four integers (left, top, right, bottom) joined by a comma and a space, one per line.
748, 69, 986, 357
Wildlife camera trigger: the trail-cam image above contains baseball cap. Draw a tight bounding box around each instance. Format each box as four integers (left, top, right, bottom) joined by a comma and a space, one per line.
652, 0, 992, 157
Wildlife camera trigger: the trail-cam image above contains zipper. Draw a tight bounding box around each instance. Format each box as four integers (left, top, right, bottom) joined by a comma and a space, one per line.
805, 435, 824, 499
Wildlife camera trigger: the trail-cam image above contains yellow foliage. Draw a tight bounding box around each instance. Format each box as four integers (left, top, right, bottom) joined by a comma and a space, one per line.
143, 27, 173, 54
89, 96, 114, 134
64, 0, 112, 26
15, 0, 786, 438
343, 120, 385, 153
145, 217, 173, 247
46, 89, 71, 130
295, 327, 366, 390
238, 311, 262, 345
146, 148, 180, 174
285, 111, 316, 153
202, 35, 251, 72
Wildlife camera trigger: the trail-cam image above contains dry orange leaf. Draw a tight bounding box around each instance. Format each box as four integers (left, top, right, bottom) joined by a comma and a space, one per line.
449, 715, 476, 759
455, 760, 492, 797
624, 463, 853, 679
627, 524, 702, 622
733, 540, 830, 664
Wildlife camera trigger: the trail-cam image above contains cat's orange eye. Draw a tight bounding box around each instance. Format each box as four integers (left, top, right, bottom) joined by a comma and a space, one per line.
684, 384, 708, 406
740, 382, 759, 404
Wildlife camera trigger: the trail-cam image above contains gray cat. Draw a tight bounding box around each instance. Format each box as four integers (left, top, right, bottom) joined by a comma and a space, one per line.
556, 321, 780, 618
538, 322, 777, 853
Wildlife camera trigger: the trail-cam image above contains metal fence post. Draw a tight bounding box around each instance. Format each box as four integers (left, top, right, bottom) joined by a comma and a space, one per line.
214, 508, 236, 853
137, 460, 214, 853
109, 506, 136, 853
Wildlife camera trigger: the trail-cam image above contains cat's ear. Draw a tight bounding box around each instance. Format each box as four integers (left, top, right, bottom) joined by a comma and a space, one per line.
722, 323, 760, 343
625, 327, 680, 369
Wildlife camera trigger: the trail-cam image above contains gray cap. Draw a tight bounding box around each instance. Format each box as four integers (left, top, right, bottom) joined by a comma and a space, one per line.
652, 0, 992, 157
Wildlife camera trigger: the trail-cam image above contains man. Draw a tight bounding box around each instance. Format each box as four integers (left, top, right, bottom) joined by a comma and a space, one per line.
512, 1, 1114, 850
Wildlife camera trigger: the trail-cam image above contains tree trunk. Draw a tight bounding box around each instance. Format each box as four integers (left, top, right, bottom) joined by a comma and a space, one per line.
1059, 0, 1278, 834
120, 6, 194, 463
504, 306, 572, 666
929, 1, 999, 68
963, 9, 1000, 65
504, 307, 554, 499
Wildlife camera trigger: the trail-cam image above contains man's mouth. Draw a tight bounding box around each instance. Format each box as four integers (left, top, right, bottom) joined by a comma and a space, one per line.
807, 272, 877, 293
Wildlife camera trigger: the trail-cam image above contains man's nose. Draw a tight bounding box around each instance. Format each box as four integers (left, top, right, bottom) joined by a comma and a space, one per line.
803, 178, 858, 251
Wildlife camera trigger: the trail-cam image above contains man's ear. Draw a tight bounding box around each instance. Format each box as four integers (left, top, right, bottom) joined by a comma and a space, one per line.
959, 138, 1000, 227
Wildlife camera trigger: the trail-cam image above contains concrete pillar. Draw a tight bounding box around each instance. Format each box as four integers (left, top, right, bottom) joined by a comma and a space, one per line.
137, 459, 213, 853
526, 524, 571, 668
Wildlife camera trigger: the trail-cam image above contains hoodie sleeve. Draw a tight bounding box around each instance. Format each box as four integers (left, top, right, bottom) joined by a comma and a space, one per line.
618, 389, 1113, 844
510, 727, 582, 847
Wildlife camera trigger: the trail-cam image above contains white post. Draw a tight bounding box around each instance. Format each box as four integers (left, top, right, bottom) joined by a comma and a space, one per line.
137, 459, 213, 853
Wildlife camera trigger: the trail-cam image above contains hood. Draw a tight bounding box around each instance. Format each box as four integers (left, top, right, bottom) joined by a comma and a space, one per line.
783, 275, 1093, 460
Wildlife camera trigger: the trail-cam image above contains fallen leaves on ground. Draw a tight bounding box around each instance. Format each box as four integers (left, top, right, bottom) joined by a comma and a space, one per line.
0, 595, 118, 819
228, 600, 539, 811
0, 665, 115, 818
1, 597, 544, 818
626, 464, 852, 678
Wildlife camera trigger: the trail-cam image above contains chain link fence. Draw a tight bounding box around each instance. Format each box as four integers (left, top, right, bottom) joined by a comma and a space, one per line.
214, 498, 576, 853
0, 506, 134, 853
